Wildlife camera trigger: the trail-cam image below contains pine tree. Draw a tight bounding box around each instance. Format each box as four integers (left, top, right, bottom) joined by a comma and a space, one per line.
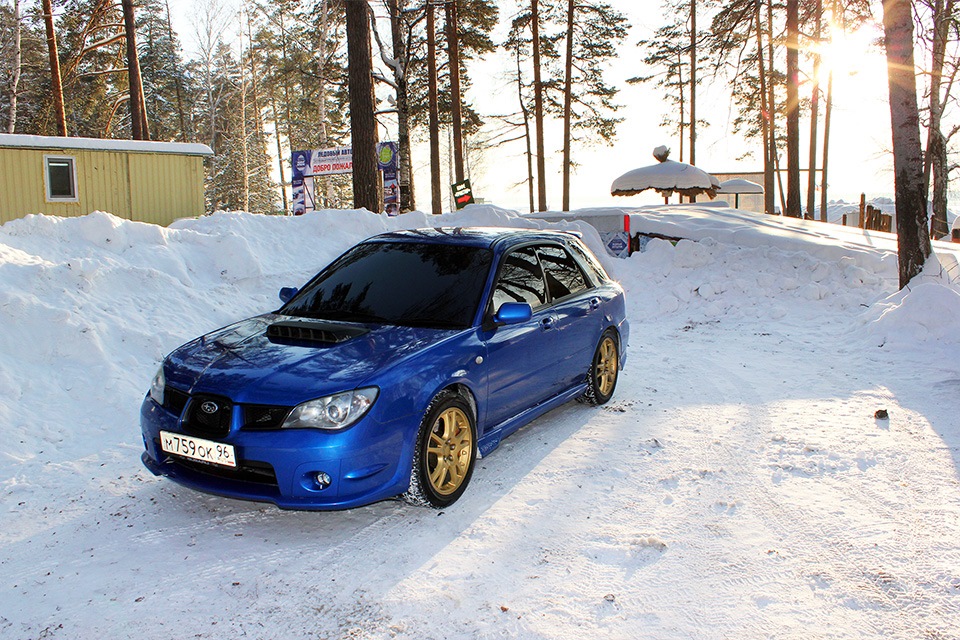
137, 0, 193, 142
0, 0, 23, 132
557, 0, 628, 210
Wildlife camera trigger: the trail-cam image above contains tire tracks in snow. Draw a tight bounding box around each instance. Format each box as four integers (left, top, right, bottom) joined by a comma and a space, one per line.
673, 326, 959, 638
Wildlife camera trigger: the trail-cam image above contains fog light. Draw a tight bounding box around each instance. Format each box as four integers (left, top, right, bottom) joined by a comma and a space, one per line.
315, 472, 332, 490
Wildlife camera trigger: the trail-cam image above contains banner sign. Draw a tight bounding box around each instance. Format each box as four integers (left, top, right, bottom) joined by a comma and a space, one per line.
378, 142, 400, 216
292, 143, 400, 215
452, 179, 475, 210
292, 147, 353, 178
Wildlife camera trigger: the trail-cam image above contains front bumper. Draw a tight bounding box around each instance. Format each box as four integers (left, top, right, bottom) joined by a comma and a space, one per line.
139, 396, 415, 510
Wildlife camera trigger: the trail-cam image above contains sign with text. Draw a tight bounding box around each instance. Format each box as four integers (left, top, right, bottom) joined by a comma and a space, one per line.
452, 179, 475, 210
291, 143, 401, 215
292, 147, 353, 178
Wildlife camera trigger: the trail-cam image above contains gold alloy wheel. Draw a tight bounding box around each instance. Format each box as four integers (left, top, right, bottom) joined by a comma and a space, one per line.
426, 407, 473, 496
596, 336, 618, 397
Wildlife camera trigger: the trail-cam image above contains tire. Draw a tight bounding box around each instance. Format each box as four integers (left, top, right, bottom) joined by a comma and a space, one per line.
578, 330, 620, 406
404, 391, 477, 508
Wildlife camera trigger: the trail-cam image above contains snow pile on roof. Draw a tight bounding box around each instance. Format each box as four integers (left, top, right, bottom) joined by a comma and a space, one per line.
0, 133, 213, 156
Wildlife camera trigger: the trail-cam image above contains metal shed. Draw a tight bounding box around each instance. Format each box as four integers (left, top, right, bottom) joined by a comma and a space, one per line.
0, 135, 213, 226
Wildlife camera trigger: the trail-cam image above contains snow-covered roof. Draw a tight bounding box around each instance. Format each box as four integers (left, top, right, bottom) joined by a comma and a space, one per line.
0, 134, 213, 156
717, 178, 764, 194
611, 160, 719, 198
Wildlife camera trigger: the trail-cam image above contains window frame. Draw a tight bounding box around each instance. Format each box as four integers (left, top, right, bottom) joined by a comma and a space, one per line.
43, 155, 79, 203
489, 244, 549, 313
486, 240, 599, 322
535, 244, 591, 303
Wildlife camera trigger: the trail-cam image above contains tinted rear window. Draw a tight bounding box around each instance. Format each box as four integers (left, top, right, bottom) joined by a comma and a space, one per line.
282, 242, 493, 329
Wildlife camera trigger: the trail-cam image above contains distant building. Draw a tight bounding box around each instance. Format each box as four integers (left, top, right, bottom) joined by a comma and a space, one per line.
0, 135, 213, 226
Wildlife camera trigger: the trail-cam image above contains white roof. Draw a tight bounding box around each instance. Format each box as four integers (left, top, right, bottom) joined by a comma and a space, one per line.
717, 178, 764, 194
0, 134, 213, 156
611, 160, 719, 196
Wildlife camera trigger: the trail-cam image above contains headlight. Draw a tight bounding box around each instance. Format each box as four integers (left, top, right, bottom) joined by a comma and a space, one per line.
149, 366, 165, 405
281, 387, 379, 430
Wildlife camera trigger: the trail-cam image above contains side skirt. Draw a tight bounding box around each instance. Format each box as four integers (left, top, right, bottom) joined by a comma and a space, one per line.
477, 383, 588, 458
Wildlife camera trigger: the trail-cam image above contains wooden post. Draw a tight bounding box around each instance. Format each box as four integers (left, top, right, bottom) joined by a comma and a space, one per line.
859, 193, 866, 228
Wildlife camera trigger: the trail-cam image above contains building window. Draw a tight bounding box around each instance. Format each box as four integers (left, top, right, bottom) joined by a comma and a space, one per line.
44, 156, 78, 201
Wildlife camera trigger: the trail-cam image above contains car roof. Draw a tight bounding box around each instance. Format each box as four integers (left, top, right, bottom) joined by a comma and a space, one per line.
367, 227, 580, 251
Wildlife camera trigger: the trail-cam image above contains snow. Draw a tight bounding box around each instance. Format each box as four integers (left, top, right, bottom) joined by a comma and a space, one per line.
610, 160, 719, 195
2, 204, 960, 639
0, 134, 213, 156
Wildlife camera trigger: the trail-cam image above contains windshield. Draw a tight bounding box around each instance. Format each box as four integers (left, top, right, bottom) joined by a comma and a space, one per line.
281, 241, 494, 329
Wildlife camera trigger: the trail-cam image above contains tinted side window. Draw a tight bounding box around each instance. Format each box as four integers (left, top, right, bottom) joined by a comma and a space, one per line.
538, 245, 588, 300
567, 239, 609, 284
492, 246, 546, 310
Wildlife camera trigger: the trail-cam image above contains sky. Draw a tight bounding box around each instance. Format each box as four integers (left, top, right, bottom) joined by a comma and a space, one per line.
168, 0, 902, 213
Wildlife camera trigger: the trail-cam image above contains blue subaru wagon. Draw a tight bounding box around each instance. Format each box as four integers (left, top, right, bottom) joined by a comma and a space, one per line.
140, 227, 628, 510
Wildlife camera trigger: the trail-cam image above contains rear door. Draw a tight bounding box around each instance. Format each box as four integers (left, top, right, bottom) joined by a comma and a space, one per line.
536, 244, 600, 392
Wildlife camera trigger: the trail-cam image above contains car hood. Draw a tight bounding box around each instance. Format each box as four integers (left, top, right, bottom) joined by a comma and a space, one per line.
164, 314, 461, 404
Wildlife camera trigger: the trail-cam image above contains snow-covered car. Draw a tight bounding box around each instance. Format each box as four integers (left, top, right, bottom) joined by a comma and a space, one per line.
140, 227, 629, 510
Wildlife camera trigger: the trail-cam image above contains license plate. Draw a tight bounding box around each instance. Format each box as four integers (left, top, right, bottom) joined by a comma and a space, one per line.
160, 431, 236, 468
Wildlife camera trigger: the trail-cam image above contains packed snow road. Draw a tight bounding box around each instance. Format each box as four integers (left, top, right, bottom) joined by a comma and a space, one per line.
1, 206, 958, 639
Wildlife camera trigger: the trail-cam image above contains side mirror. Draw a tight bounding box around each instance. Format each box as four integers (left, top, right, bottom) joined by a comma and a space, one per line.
278, 287, 299, 304
494, 302, 532, 326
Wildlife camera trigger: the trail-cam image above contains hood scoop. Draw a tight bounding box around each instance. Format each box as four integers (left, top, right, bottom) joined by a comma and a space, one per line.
266, 319, 370, 345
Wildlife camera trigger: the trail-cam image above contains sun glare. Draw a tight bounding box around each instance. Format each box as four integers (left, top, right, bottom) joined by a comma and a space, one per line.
815, 22, 886, 84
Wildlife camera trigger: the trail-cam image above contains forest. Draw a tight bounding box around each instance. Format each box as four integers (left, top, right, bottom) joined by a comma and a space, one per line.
0, 0, 956, 283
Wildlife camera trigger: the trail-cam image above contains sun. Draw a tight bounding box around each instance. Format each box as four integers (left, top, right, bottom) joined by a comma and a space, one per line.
815, 22, 887, 85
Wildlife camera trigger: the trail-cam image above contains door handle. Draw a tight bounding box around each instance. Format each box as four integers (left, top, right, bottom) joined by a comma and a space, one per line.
540, 316, 555, 331
589, 297, 601, 311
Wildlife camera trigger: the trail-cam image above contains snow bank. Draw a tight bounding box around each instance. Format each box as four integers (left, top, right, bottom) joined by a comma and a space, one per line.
2, 204, 957, 471
0, 206, 610, 472
4, 203, 960, 639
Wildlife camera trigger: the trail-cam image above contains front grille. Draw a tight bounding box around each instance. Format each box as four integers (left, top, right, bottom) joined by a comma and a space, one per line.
162, 450, 278, 486
243, 405, 291, 430
164, 387, 190, 417
183, 394, 233, 438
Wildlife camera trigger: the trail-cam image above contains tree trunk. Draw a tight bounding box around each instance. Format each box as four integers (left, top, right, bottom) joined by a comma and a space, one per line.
238, 11, 249, 211
930, 131, 948, 237
531, 0, 547, 211
820, 67, 833, 222
881, 0, 931, 288
514, 37, 535, 213
317, 0, 333, 206
806, 0, 822, 220
678, 53, 685, 161
270, 89, 289, 213
41, 0, 67, 136
426, 2, 442, 214
345, 0, 379, 213
754, 3, 770, 212
689, 0, 696, 167
388, 0, 415, 211
767, 0, 777, 213
122, 0, 148, 140
561, 0, 575, 211
785, 0, 801, 217
924, 0, 953, 238
446, 0, 464, 183
163, 0, 188, 141
7, 0, 21, 133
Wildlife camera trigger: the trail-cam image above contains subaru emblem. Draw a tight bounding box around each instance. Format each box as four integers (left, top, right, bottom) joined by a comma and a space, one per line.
200, 401, 219, 414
